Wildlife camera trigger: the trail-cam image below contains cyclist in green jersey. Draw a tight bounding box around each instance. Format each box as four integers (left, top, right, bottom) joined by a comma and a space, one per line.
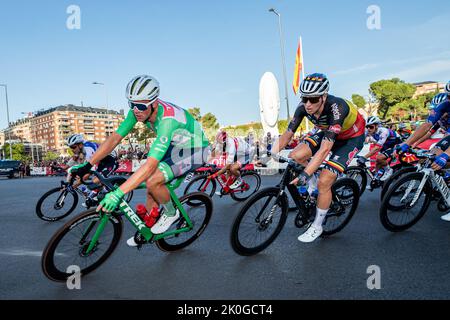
70, 75, 210, 246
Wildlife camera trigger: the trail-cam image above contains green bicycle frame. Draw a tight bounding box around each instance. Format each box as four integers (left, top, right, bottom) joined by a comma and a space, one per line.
85, 175, 193, 254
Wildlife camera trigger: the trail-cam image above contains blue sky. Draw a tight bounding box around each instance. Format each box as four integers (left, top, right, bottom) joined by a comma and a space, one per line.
0, 0, 449, 130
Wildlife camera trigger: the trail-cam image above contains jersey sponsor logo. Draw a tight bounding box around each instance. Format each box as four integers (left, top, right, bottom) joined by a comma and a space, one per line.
160, 100, 187, 124
346, 147, 360, 166
160, 136, 169, 144
331, 103, 341, 121
329, 124, 342, 134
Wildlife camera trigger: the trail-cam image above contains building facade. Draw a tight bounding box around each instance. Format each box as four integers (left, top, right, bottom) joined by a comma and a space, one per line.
28, 105, 125, 155
413, 81, 445, 98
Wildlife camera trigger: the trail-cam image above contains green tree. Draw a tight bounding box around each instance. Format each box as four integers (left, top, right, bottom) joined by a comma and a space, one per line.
369, 78, 416, 118
201, 113, 219, 130
187, 107, 202, 122
352, 94, 367, 109
43, 151, 60, 162
2, 143, 30, 161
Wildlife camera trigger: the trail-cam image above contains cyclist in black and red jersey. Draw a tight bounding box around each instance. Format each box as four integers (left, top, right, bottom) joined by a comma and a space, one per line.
270, 73, 366, 243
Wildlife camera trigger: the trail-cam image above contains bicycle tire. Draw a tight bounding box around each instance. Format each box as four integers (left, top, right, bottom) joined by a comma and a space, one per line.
322, 178, 360, 236
36, 187, 79, 222
344, 166, 367, 196
380, 166, 417, 200
41, 209, 123, 282
156, 192, 213, 252
230, 187, 289, 256
183, 175, 216, 198
379, 172, 432, 232
230, 171, 262, 201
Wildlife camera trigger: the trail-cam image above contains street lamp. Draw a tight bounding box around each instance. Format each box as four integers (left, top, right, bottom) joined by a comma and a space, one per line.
92, 82, 109, 109
0, 84, 13, 159
269, 8, 290, 121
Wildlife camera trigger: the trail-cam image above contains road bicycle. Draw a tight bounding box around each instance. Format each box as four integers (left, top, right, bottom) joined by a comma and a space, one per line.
230, 156, 360, 256
35, 174, 133, 222
379, 152, 450, 232
41, 170, 213, 282
183, 163, 261, 201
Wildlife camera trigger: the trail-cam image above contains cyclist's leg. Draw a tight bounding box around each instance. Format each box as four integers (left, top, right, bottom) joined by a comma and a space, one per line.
299, 134, 364, 243
289, 132, 318, 165
150, 146, 209, 234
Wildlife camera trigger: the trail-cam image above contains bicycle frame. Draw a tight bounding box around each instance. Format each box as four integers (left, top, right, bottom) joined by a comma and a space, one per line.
405, 168, 450, 208
84, 175, 193, 254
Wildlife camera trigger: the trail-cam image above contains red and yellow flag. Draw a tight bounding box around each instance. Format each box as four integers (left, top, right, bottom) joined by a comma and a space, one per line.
292, 38, 303, 95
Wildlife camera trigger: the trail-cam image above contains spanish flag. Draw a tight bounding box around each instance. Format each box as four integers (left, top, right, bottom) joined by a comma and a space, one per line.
292, 37, 304, 95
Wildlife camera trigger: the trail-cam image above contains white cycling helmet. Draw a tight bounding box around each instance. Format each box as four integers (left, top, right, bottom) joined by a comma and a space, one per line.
125, 75, 160, 102
445, 81, 450, 94
366, 116, 381, 126
66, 134, 84, 147
299, 73, 330, 97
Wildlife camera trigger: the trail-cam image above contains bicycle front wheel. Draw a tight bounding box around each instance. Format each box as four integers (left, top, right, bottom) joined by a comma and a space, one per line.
230, 187, 289, 256
36, 187, 79, 222
379, 172, 432, 232
41, 209, 123, 282
380, 166, 416, 200
183, 175, 216, 198
156, 192, 213, 252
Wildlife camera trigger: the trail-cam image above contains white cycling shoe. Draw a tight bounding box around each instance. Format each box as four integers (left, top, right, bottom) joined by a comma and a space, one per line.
298, 225, 323, 243
126, 236, 139, 247
441, 212, 450, 222
150, 211, 180, 234
229, 178, 243, 190
380, 167, 393, 182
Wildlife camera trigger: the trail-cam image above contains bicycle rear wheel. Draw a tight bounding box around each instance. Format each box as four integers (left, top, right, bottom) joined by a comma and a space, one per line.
230, 171, 261, 201
322, 178, 360, 236
156, 192, 213, 252
379, 172, 432, 232
41, 209, 123, 282
230, 187, 289, 256
36, 187, 79, 222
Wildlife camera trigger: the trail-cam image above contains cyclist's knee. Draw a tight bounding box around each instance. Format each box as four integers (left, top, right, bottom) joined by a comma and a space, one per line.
318, 170, 337, 192
146, 171, 166, 190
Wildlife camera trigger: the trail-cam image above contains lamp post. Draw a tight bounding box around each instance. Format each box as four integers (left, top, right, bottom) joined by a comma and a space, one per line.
92, 82, 109, 109
268, 8, 290, 121
0, 84, 13, 159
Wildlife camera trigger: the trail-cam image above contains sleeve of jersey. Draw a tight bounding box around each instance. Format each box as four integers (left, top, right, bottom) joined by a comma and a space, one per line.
116, 109, 137, 138
147, 119, 176, 162
376, 130, 389, 147
287, 105, 306, 133
324, 103, 349, 142
427, 101, 450, 125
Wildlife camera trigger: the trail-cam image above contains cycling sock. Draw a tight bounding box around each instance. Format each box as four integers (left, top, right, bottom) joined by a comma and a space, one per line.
162, 201, 176, 217
312, 208, 328, 229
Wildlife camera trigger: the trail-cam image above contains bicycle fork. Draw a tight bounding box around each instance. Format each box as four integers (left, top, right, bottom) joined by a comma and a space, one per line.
402, 169, 431, 207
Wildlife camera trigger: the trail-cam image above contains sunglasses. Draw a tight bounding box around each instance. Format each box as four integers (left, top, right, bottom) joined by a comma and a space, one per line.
366, 125, 376, 129
70, 145, 79, 150
302, 96, 322, 104
129, 100, 153, 112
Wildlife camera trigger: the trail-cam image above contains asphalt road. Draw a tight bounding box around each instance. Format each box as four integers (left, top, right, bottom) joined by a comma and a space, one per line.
1, 175, 449, 300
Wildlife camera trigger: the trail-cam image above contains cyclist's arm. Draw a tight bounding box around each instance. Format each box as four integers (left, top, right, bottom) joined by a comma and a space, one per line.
364, 145, 381, 159
89, 133, 123, 166
411, 130, 433, 148
115, 120, 176, 194
304, 102, 347, 176
405, 122, 433, 146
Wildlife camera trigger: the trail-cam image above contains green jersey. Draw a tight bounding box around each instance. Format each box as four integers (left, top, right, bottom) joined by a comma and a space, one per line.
116, 99, 210, 161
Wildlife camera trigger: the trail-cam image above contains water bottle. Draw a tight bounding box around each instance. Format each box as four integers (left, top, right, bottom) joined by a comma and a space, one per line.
297, 185, 309, 200
135, 204, 160, 227
375, 168, 385, 180
79, 185, 89, 196
311, 189, 319, 201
